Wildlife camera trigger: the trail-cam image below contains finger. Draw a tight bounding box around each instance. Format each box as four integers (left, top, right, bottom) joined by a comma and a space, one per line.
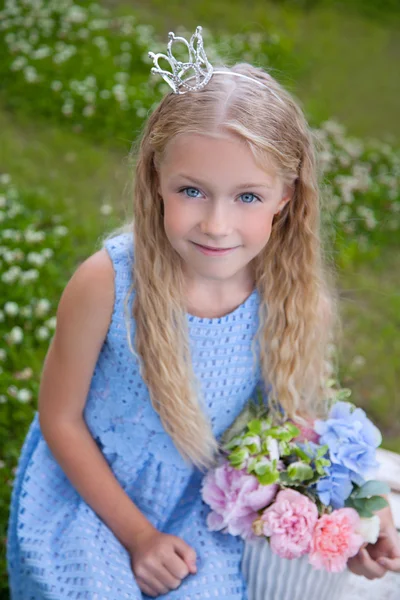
154, 563, 182, 590
377, 556, 400, 572
137, 575, 169, 597
137, 580, 158, 598
359, 549, 387, 580
163, 552, 190, 580
173, 537, 197, 573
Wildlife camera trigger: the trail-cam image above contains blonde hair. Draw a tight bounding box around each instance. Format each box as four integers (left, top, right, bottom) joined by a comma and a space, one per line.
110, 63, 338, 470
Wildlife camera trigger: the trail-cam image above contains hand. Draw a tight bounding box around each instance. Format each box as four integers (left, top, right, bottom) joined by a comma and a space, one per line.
128, 526, 197, 597
347, 504, 400, 579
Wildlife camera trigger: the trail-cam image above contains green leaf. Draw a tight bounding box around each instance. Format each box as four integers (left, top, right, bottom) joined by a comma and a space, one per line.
353, 480, 391, 499
363, 496, 389, 512
257, 470, 280, 485
247, 420, 262, 435
287, 461, 314, 482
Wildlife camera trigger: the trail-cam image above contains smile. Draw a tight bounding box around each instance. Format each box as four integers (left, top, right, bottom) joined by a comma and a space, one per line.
191, 242, 238, 256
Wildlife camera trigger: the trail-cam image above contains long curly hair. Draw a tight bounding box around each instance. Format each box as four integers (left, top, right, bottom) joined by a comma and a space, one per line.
112, 63, 338, 470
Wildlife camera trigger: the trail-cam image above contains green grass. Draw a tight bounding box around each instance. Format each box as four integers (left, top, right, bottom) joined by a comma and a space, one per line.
106, 0, 400, 143
338, 252, 400, 453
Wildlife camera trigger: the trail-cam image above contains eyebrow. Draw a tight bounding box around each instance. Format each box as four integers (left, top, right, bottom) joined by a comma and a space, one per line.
174, 173, 274, 190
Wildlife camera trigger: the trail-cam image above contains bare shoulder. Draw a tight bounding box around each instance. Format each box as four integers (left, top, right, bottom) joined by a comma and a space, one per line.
56, 248, 115, 330
38, 248, 116, 427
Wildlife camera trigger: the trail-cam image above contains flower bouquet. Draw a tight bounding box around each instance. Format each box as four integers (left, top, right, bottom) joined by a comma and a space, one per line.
201, 386, 390, 582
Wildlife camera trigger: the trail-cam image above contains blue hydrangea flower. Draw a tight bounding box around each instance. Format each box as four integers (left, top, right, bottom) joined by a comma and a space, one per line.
316, 463, 354, 508
314, 401, 381, 485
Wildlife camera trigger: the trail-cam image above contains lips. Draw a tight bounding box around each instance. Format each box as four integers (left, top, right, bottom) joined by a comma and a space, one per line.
193, 242, 235, 251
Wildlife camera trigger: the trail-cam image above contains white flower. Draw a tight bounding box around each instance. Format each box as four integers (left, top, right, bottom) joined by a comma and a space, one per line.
35, 299, 51, 317
8, 326, 23, 344
0, 174, 11, 185
53, 225, 68, 236
0, 395, 6, 404
4, 301, 19, 316
0, 348, 6, 361
41, 247, 54, 259
17, 388, 32, 403
267, 437, 280, 462
1, 266, 21, 284
24, 229, 45, 243
21, 269, 39, 283
20, 305, 33, 318
45, 316, 57, 329
100, 203, 112, 216
36, 326, 50, 340
0, 460, 5, 468
0, 195, 6, 208
51, 80, 63, 92
27, 251, 45, 267
357, 515, 381, 545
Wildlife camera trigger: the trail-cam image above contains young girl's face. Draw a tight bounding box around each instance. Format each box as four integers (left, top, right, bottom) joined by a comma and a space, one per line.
158, 131, 292, 290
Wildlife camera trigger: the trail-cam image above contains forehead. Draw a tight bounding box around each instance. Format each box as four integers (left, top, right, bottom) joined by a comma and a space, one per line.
159, 131, 278, 185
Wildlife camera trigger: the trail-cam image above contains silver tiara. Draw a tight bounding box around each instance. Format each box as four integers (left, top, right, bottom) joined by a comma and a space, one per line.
148, 25, 285, 104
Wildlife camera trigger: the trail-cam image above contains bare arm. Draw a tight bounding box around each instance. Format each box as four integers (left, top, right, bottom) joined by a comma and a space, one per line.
38, 249, 155, 552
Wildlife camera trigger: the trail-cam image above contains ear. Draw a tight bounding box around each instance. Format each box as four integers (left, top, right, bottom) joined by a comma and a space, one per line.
274, 183, 294, 214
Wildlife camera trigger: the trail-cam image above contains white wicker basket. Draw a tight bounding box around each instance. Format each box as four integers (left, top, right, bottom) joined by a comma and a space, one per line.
242, 537, 350, 600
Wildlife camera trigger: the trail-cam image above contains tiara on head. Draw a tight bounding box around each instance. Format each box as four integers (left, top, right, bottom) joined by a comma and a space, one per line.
148, 25, 285, 105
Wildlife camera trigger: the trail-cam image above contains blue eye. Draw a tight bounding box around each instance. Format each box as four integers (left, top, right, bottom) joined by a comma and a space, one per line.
240, 192, 260, 204
181, 187, 202, 198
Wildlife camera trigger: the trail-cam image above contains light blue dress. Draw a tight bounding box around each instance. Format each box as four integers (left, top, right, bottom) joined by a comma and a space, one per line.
7, 232, 265, 599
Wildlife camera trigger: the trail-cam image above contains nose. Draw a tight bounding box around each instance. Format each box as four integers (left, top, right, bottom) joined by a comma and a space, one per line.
199, 201, 232, 238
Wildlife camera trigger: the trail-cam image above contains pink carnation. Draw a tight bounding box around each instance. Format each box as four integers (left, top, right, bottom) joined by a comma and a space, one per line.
293, 419, 320, 444
201, 461, 278, 539
309, 508, 364, 572
261, 489, 318, 559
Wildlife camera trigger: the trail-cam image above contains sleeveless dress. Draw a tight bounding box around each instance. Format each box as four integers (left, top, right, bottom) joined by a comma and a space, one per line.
6, 231, 265, 600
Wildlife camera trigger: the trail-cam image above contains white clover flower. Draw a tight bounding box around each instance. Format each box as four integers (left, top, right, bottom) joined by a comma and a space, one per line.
24, 66, 39, 83
99, 89, 111, 100
1, 171, 11, 183
33, 46, 52, 60
0, 395, 6, 404
36, 326, 50, 341
100, 203, 112, 216
53, 225, 68, 236
83, 105, 95, 117
45, 316, 57, 329
14, 367, 33, 380
27, 251, 46, 267
357, 515, 380, 545
0, 195, 6, 208
0, 348, 6, 361
1, 266, 21, 284
7, 326, 23, 344
2, 228, 19, 240
10, 56, 28, 71
35, 299, 51, 317
41, 248, 54, 259
21, 269, 39, 283
24, 229, 45, 243
20, 306, 33, 319
4, 301, 19, 316
17, 388, 32, 403
62, 101, 74, 116
66, 5, 87, 24
51, 80, 63, 92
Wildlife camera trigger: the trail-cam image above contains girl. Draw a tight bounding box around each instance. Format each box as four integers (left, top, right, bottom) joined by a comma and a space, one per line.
7, 26, 399, 600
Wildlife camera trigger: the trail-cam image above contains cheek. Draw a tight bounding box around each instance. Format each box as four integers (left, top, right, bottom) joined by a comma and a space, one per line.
163, 199, 192, 239
244, 211, 275, 244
